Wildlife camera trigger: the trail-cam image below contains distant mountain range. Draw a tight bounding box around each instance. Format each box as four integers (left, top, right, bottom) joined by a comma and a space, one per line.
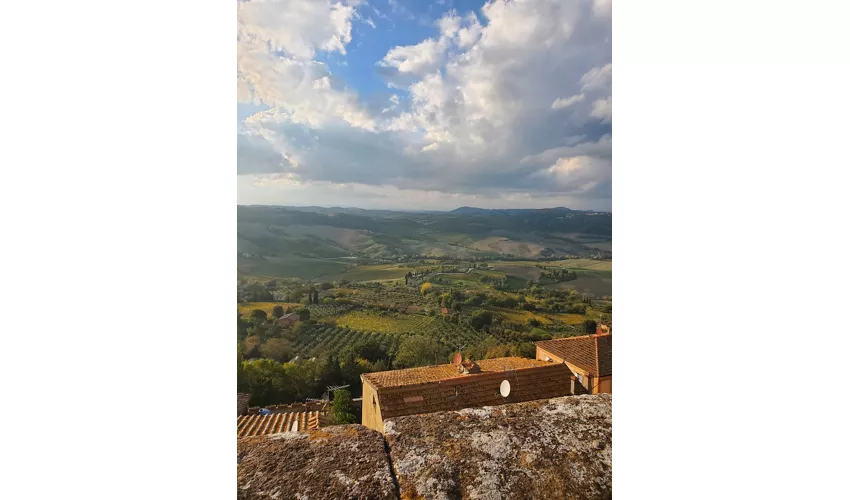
448, 206, 605, 216
237, 205, 612, 279
239, 205, 608, 216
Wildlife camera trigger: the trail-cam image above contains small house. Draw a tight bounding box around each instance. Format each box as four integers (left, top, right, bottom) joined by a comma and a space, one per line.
535, 331, 612, 394
360, 357, 576, 432
275, 312, 299, 328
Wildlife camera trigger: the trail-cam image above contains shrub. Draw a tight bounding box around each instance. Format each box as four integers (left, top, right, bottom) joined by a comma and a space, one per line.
470, 310, 494, 330
582, 319, 598, 334
331, 389, 358, 425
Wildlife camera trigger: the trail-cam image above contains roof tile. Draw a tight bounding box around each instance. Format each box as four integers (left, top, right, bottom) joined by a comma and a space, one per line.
237, 411, 323, 438
362, 357, 576, 419
536, 334, 612, 377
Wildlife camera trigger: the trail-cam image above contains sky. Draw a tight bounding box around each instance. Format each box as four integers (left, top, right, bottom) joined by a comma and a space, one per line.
237, 0, 612, 211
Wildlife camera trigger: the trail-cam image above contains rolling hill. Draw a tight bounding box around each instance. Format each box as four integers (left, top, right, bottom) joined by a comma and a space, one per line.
237, 205, 612, 280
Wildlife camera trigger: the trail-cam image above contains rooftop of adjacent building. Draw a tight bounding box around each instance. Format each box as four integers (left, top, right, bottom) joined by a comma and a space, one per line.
238, 409, 328, 438
361, 356, 560, 389
536, 332, 612, 377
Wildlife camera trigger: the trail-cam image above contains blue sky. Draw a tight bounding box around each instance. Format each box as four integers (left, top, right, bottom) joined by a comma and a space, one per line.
237, 0, 612, 210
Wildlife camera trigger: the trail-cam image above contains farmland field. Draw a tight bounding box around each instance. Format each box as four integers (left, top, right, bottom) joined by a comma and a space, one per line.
491, 265, 544, 281
320, 264, 415, 283
238, 302, 302, 316
490, 307, 555, 325
435, 272, 489, 288
469, 237, 546, 258
290, 324, 402, 359
335, 310, 437, 334
542, 312, 587, 325
306, 303, 353, 319
237, 255, 353, 280
488, 259, 611, 271
541, 269, 612, 296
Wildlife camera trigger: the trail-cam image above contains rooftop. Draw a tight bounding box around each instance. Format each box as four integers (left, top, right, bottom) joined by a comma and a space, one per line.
536, 333, 612, 377
362, 357, 556, 389
362, 357, 576, 420
245, 400, 327, 415
237, 411, 323, 438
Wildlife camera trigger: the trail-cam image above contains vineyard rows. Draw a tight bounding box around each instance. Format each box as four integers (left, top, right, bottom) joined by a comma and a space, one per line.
306, 303, 353, 319
291, 324, 403, 360
336, 311, 437, 334
289, 316, 517, 362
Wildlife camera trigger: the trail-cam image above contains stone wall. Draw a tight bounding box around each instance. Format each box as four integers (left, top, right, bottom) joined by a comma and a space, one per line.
237, 394, 612, 500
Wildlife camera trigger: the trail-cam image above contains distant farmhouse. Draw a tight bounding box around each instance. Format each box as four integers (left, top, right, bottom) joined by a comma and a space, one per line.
536, 328, 612, 394
274, 312, 299, 328
360, 357, 576, 432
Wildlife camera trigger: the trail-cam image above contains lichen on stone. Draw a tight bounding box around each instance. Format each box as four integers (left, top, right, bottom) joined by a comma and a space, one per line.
385, 394, 612, 500
237, 425, 397, 500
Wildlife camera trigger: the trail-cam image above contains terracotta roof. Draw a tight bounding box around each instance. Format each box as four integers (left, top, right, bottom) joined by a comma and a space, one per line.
237, 393, 251, 416
246, 400, 328, 415
362, 357, 576, 419
362, 357, 552, 389
237, 411, 323, 438
596, 334, 612, 377
536, 334, 612, 377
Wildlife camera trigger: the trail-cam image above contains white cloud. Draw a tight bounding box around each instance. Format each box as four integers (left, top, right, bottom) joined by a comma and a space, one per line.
552, 93, 586, 109
580, 63, 612, 92
590, 97, 612, 123
456, 14, 483, 49
237, 176, 610, 211
238, 0, 613, 209
237, 0, 355, 60
593, 0, 612, 18
237, 0, 373, 130
380, 38, 446, 75
438, 11, 462, 38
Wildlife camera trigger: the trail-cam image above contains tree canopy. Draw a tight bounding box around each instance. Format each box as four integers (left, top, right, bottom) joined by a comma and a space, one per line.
394, 335, 447, 368
330, 389, 357, 425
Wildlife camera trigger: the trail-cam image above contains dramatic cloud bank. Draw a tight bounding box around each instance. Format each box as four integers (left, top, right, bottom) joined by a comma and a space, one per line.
237, 0, 612, 210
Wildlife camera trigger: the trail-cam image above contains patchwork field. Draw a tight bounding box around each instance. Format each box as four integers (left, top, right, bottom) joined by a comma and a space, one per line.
490, 308, 555, 325
543, 312, 587, 325
281, 225, 374, 250
320, 264, 415, 283
493, 265, 544, 281
489, 307, 587, 326
541, 270, 612, 297
490, 259, 612, 271
237, 255, 353, 280
469, 237, 546, 258
335, 310, 437, 334
238, 302, 302, 316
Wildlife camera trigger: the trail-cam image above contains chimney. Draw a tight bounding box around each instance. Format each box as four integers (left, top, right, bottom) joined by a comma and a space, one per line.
460, 359, 481, 374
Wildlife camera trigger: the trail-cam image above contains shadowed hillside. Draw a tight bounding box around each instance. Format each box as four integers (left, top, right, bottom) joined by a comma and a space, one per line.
237, 206, 611, 280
